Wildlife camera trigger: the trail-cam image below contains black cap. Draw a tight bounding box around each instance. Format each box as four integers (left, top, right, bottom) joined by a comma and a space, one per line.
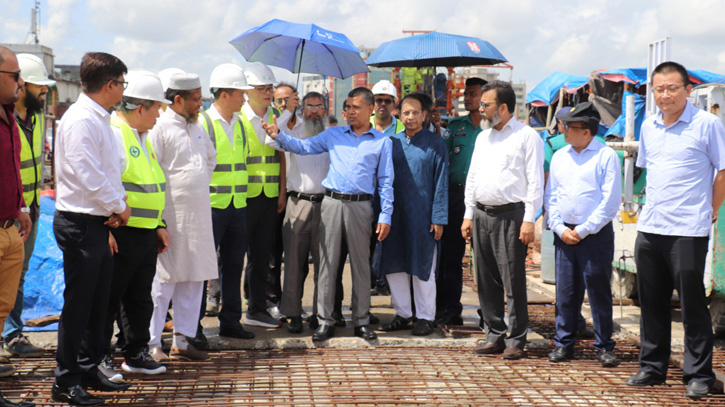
555, 101, 600, 127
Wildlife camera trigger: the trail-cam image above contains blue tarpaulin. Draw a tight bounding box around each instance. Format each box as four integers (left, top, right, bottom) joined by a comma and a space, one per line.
689, 69, 725, 85
525, 71, 588, 106
605, 90, 646, 141
599, 68, 647, 85
22, 195, 64, 331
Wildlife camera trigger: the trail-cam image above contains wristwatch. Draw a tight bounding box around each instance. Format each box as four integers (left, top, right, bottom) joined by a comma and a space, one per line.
20, 207, 30, 213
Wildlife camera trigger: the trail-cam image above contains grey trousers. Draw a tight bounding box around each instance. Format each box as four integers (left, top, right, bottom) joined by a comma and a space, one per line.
280, 195, 322, 318
472, 205, 528, 349
317, 197, 373, 327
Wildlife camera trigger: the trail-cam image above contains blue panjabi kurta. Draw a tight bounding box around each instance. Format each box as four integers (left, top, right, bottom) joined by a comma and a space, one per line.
381, 128, 448, 281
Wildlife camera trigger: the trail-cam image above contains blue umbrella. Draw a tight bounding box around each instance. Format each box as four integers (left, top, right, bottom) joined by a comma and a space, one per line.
366, 32, 507, 68
229, 19, 369, 81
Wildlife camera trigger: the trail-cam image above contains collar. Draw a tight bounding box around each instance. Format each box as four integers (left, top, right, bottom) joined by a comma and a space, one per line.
242, 102, 270, 122
208, 103, 237, 126
78, 93, 110, 120
654, 101, 694, 127
344, 125, 376, 138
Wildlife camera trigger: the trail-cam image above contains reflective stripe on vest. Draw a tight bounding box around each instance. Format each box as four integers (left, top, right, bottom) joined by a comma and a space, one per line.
17, 113, 44, 207
242, 108, 280, 198
200, 110, 248, 209
111, 116, 166, 229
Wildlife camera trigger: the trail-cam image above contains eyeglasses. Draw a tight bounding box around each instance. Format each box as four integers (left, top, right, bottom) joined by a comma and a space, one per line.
107, 79, 128, 89
401, 110, 422, 117
652, 84, 685, 95
253, 85, 274, 94
479, 101, 497, 109
375, 98, 394, 105
274, 98, 289, 105
563, 123, 587, 132
304, 105, 325, 111
0, 70, 21, 82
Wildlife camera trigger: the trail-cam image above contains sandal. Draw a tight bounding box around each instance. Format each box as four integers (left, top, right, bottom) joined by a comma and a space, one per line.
379, 315, 412, 331
412, 319, 435, 336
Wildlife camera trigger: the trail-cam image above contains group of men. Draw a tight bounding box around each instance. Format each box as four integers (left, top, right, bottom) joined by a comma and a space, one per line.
0, 42, 722, 405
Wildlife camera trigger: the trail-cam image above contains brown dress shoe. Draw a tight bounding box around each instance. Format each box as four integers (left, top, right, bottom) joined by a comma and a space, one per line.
472, 341, 505, 355
502, 347, 526, 360
170, 343, 209, 361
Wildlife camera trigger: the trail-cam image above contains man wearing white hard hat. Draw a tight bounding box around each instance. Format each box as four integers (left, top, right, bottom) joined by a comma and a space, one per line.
2, 53, 54, 361
198, 63, 255, 340
147, 73, 217, 361
371, 80, 404, 136
93, 71, 171, 381
240, 62, 286, 328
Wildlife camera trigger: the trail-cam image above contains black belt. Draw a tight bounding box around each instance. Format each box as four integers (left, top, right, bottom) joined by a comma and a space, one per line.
289, 190, 324, 203
564, 222, 578, 229
0, 219, 14, 229
57, 210, 108, 222
450, 183, 466, 193
324, 189, 372, 202
476, 202, 524, 215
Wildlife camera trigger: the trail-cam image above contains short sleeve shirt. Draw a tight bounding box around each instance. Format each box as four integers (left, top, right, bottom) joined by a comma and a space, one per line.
444, 115, 481, 186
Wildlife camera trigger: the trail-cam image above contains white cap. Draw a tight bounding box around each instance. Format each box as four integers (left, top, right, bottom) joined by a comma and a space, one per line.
210, 63, 252, 90
17, 53, 55, 86
157, 67, 184, 91
243, 62, 276, 86
372, 80, 397, 100
167, 73, 201, 91
123, 71, 172, 104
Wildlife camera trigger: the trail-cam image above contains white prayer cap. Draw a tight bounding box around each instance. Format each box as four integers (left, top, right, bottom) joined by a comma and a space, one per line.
158, 67, 184, 91
167, 73, 201, 91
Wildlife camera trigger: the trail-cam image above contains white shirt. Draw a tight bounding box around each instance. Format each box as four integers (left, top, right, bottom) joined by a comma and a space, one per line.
206, 103, 238, 146
464, 117, 544, 223
267, 113, 330, 194
55, 93, 126, 216
242, 102, 288, 145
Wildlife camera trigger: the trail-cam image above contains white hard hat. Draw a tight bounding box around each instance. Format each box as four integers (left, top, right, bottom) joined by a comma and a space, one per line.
372, 80, 397, 100
157, 67, 184, 92
17, 53, 55, 86
243, 62, 276, 86
210, 63, 252, 90
124, 71, 172, 104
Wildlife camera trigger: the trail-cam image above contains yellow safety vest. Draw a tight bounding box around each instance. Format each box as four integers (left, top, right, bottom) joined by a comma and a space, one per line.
17, 112, 44, 207
199, 110, 248, 209
370, 115, 405, 134
111, 116, 166, 229
242, 108, 280, 198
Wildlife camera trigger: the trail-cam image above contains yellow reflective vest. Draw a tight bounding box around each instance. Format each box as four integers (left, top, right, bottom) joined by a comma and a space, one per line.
370, 115, 405, 134
17, 112, 44, 207
199, 110, 248, 209
111, 116, 166, 229
242, 108, 280, 198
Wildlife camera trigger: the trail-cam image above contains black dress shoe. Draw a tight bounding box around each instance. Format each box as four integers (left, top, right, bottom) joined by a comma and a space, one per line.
51, 383, 104, 406
219, 326, 255, 339
312, 325, 335, 341
81, 369, 132, 392
368, 312, 380, 325
187, 329, 208, 350
287, 316, 303, 334
548, 346, 574, 363
0, 392, 35, 407
685, 381, 709, 398
331, 311, 346, 328
307, 314, 319, 330
353, 325, 377, 340
625, 370, 666, 386
435, 313, 464, 326
597, 350, 620, 367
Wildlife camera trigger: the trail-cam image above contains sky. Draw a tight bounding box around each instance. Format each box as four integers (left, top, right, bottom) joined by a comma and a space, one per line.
3, 0, 725, 97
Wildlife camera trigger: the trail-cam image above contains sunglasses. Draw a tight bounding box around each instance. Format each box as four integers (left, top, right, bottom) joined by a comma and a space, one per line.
0, 70, 21, 82
375, 98, 394, 105
563, 123, 587, 131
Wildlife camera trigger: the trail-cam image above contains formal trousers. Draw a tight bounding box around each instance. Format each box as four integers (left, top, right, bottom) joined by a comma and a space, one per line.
244, 196, 277, 314
210, 204, 247, 331
437, 188, 465, 317
317, 197, 372, 327
3, 214, 37, 340
472, 205, 528, 349
0, 224, 24, 337
53, 211, 113, 387
635, 231, 714, 386
386, 246, 438, 321
553, 222, 615, 351
149, 279, 203, 347
103, 226, 158, 358
280, 195, 321, 318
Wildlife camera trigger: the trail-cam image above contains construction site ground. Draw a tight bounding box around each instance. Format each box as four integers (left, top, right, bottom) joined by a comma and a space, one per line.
5, 255, 725, 406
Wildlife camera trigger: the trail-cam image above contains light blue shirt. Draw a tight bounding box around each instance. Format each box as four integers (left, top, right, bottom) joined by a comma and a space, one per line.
275, 125, 395, 225
636, 102, 725, 237
546, 138, 622, 239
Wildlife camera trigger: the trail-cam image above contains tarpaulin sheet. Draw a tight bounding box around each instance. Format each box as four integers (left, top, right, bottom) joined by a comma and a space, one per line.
525, 71, 588, 106
605, 90, 646, 141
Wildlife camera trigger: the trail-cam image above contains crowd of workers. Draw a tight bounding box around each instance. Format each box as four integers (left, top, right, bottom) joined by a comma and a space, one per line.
0, 44, 723, 405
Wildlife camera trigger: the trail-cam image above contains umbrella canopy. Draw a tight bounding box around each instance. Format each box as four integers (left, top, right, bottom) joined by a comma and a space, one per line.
365, 32, 507, 68
229, 19, 369, 79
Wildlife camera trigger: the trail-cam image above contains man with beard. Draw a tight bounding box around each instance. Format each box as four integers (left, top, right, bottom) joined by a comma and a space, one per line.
267, 91, 331, 333
436, 77, 486, 326
147, 73, 217, 362
3, 54, 54, 360
463, 81, 543, 360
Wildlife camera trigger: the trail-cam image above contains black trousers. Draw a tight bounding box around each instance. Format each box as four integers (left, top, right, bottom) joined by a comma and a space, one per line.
104, 226, 158, 358
245, 196, 277, 313
437, 189, 466, 316
635, 231, 714, 385
53, 211, 114, 387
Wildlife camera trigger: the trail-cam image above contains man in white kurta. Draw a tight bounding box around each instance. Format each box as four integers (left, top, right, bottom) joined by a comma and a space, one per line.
147, 73, 217, 361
